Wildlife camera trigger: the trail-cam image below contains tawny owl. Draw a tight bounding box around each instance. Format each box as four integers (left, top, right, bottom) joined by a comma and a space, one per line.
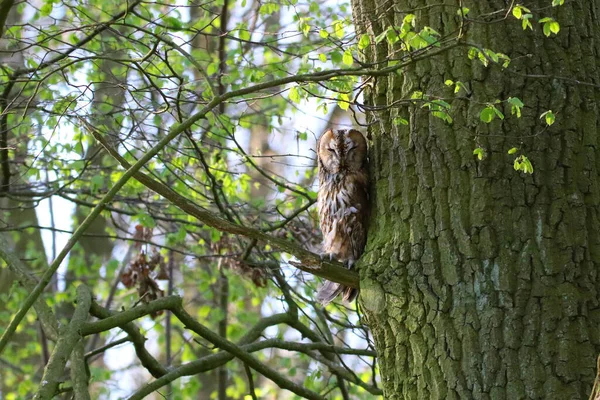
316, 129, 369, 305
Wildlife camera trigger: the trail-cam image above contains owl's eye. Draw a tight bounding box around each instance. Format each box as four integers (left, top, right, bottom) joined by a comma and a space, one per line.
347, 146, 357, 152
327, 148, 337, 153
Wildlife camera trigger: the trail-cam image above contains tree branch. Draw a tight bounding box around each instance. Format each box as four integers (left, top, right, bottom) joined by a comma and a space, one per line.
0, 232, 59, 341
34, 285, 92, 400
70, 341, 91, 400
84, 296, 379, 398
82, 297, 325, 400
87, 301, 169, 378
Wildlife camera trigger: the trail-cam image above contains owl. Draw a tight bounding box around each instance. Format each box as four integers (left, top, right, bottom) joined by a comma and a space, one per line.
316, 129, 369, 305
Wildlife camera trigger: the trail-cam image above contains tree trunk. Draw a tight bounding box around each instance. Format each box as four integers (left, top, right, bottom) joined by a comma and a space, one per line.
352, 1, 600, 398
0, 5, 50, 393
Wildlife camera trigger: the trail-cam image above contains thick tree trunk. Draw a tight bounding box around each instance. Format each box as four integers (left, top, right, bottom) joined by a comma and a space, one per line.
352, 1, 600, 398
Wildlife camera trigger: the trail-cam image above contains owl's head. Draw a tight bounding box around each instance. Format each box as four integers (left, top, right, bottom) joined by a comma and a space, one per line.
317, 129, 367, 174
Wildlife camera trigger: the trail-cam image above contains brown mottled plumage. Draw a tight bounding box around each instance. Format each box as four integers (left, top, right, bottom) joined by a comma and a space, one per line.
316, 129, 369, 305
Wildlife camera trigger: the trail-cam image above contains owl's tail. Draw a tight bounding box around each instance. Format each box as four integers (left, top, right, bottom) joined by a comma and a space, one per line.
342, 286, 358, 302
317, 281, 358, 305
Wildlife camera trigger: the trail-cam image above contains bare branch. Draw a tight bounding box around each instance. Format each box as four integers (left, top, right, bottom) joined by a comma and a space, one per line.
34, 285, 92, 400
70, 341, 91, 400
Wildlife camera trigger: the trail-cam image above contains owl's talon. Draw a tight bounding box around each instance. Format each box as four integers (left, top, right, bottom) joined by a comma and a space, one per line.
343, 259, 355, 269
320, 253, 335, 262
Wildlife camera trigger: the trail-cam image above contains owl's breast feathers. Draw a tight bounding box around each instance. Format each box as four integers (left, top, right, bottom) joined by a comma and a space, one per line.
318, 169, 369, 261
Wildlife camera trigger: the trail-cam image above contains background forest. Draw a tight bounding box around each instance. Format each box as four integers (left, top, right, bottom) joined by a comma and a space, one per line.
2, 0, 597, 399
0, 0, 378, 398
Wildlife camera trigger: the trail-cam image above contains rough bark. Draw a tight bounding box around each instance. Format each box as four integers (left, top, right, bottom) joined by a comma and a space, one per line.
351, 1, 600, 399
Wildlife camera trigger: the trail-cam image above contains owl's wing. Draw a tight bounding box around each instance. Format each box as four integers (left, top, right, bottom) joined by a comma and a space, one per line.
316, 280, 344, 305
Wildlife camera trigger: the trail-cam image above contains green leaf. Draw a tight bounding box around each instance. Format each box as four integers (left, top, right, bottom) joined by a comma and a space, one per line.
318, 53, 327, 62
473, 147, 484, 161
523, 157, 534, 173
298, 18, 312, 37
508, 147, 518, 155
514, 158, 522, 171
206, 62, 218, 76
432, 111, 453, 124
522, 14, 533, 30
71, 160, 84, 170
90, 174, 104, 193
513, 155, 534, 174
74, 142, 84, 155
163, 16, 183, 30
289, 86, 301, 103
543, 23, 551, 37
358, 34, 370, 50
394, 117, 408, 126
408, 32, 428, 49
198, 305, 211, 318
210, 228, 222, 243
456, 7, 470, 16
239, 29, 251, 41
512, 6, 522, 19
40, 1, 53, 16
337, 93, 350, 110
319, 29, 329, 39
540, 110, 555, 126
386, 28, 399, 45
540, 18, 559, 36
507, 97, 524, 107
455, 81, 468, 94
330, 51, 342, 64
552, 0, 564, 5
333, 20, 345, 39
493, 107, 505, 120
342, 50, 353, 66
317, 102, 328, 115
135, 213, 156, 228
508, 97, 524, 117
480, 107, 495, 123
374, 27, 390, 44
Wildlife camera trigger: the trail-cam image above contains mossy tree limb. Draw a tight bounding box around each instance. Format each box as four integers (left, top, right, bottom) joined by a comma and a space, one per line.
34, 285, 92, 400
